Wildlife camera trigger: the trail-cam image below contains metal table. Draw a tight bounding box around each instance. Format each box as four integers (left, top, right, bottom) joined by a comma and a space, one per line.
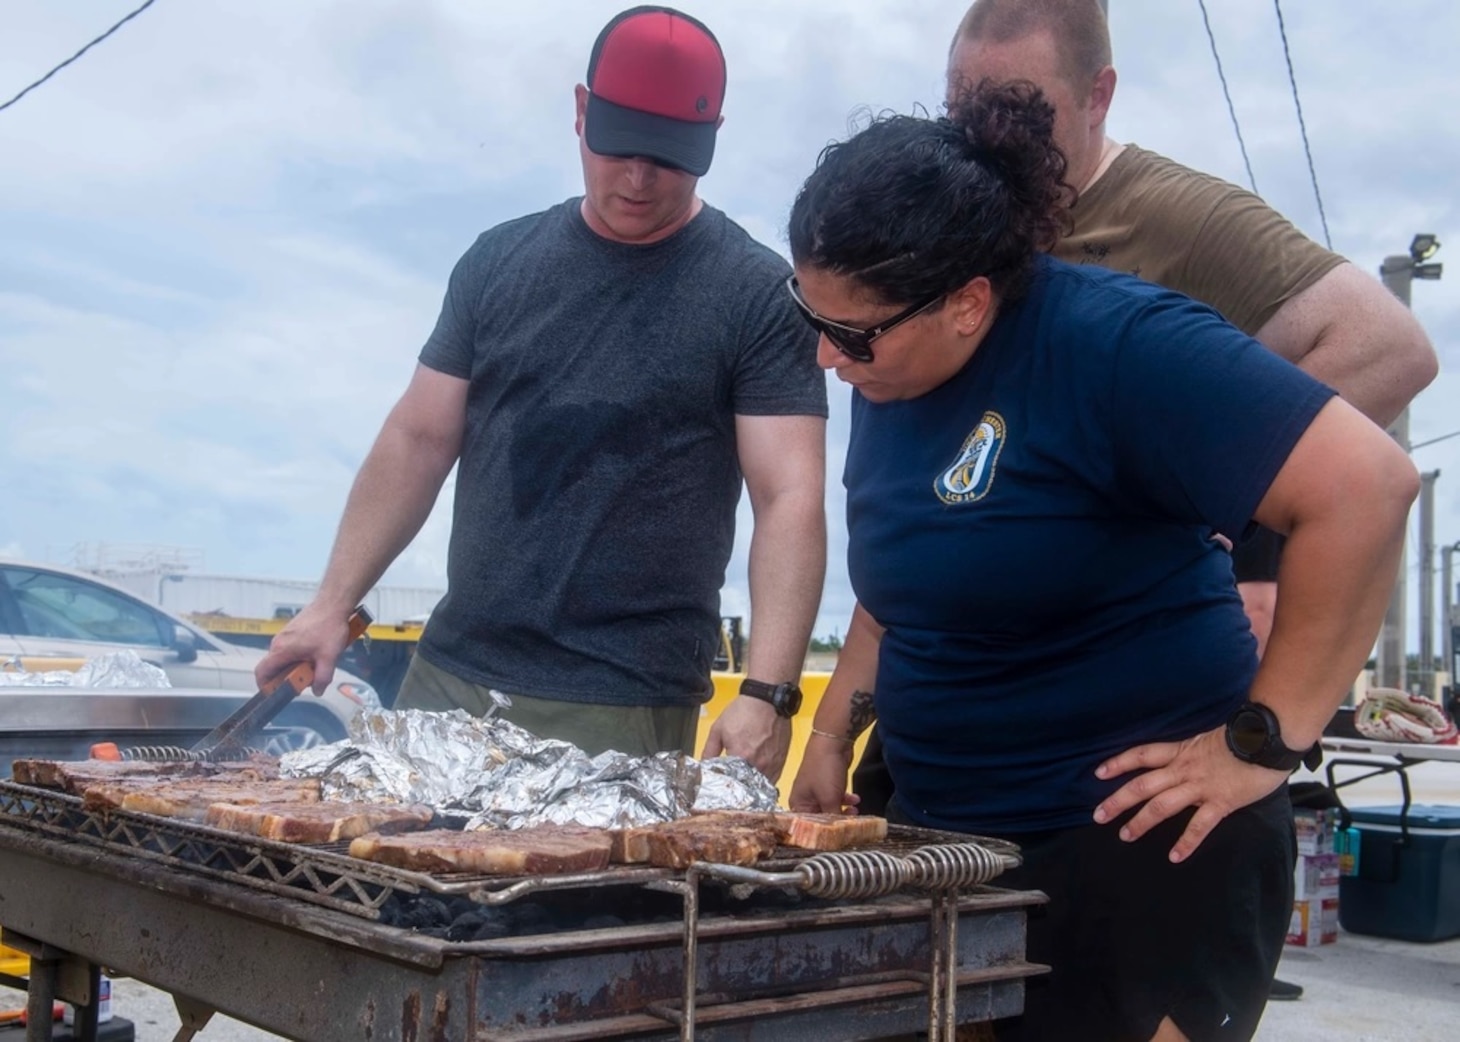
1320, 736, 1460, 834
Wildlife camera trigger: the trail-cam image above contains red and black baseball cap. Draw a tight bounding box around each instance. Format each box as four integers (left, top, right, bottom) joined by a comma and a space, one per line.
584, 6, 726, 177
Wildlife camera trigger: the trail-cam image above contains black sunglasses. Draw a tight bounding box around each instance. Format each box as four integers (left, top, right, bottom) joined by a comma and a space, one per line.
785, 276, 943, 363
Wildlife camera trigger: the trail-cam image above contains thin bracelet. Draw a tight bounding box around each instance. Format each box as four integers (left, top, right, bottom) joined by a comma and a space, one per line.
809, 727, 854, 743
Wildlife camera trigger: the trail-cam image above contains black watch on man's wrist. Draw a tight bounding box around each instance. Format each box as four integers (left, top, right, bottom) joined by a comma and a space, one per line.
1224, 701, 1323, 772
738, 679, 803, 719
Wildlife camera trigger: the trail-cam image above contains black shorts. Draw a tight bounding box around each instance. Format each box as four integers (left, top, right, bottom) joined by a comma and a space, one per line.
893, 787, 1296, 1042
1231, 526, 1284, 584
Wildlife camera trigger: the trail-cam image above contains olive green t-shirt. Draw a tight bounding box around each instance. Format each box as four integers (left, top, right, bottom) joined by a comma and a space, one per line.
1054, 145, 1344, 336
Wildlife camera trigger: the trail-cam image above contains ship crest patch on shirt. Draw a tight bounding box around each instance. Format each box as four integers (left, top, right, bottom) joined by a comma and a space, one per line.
935, 411, 1006, 504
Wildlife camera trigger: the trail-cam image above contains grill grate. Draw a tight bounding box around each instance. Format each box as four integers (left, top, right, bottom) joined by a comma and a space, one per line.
0, 782, 414, 918
0, 780, 1021, 920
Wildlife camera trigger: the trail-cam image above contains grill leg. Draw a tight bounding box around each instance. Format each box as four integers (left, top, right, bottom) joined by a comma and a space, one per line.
74, 964, 100, 1042
679, 876, 701, 1042
927, 891, 959, 1042
170, 994, 216, 1042
24, 953, 57, 1042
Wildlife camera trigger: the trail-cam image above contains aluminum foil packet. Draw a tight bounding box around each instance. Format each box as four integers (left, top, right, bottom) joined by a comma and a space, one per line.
281, 707, 538, 807
693, 755, 781, 812
0, 650, 170, 688
281, 706, 774, 826
469, 751, 702, 831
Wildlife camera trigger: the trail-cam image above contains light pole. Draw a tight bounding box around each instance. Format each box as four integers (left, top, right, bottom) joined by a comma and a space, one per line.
1375, 234, 1443, 690
1418, 470, 1440, 696
1444, 541, 1459, 697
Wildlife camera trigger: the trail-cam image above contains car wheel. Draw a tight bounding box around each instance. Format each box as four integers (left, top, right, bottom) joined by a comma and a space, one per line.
260, 707, 348, 756
259, 727, 336, 756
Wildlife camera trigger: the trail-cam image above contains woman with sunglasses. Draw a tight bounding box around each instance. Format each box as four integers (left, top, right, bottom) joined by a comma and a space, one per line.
786, 81, 1416, 1042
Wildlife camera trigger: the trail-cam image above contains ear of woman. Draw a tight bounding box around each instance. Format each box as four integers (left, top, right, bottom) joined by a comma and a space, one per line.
950, 275, 997, 337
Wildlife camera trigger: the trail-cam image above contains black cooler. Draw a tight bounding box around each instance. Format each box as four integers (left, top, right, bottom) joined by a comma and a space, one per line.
1339, 804, 1460, 943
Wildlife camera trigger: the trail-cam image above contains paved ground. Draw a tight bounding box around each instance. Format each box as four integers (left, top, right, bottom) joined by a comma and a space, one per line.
13, 929, 1459, 1042
5, 759, 1457, 1041
1260, 930, 1460, 1042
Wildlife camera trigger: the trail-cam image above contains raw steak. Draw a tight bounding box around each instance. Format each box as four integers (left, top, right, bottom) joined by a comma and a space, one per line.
349, 826, 613, 876
205, 801, 434, 843
782, 813, 888, 851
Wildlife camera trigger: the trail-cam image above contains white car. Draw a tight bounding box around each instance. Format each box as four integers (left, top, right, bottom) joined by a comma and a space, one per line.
0, 559, 375, 761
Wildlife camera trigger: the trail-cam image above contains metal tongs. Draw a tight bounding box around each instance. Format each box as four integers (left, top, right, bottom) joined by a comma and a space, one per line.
190, 605, 374, 756
90, 606, 373, 762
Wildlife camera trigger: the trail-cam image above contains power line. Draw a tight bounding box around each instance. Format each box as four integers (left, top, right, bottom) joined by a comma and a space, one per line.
0, 0, 160, 116
1273, 0, 1333, 249
1412, 430, 1460, 451
1196, 0, 1259, 195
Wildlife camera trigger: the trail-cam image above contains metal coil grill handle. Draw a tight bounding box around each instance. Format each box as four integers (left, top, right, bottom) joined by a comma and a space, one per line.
793, 849, 912, 899
110, 744, 205, 762
903, 843, 1011, 890
88, 743, 261, 763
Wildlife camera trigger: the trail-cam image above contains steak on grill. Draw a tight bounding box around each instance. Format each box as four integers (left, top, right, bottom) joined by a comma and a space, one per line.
609, 810, 888, 864
644, 821, 780, 869
349, 826, 614, 875
205, 801, 434, 843
12, 756, 280, 794
610, 811, 778, 865
608, 824, 655, 864
81, 778, 322, 821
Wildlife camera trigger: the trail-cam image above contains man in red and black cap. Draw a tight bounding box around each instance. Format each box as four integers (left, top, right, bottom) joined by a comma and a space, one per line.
261, 6, 827, 782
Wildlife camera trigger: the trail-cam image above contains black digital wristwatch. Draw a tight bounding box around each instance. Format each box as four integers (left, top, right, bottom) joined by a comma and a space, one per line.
1225, 701, 1323, 772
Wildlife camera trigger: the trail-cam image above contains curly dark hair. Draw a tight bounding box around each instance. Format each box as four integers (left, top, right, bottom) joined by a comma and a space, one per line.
788, 79, 1072, 306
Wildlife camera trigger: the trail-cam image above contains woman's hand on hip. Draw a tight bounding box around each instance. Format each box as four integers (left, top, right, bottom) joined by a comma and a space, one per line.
1092, 726, 1288, 863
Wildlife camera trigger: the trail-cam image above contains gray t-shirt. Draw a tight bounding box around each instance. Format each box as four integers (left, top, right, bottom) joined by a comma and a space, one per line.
416, 199, 825, 706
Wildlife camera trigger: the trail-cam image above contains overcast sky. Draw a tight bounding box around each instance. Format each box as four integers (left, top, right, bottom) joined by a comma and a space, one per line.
2, 0, 1457, 652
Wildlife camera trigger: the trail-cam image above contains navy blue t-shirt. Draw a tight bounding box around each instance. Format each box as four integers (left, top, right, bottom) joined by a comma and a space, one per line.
847, 257, 1335, 834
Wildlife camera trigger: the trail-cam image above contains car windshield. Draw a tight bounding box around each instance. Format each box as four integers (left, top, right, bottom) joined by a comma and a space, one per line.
1, 567, 170, 646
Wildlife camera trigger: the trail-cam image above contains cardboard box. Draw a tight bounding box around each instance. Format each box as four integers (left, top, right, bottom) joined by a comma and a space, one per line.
1294, 852, 1341, 900
1294, 807, 1336, 856
1287, 897, 1339, 947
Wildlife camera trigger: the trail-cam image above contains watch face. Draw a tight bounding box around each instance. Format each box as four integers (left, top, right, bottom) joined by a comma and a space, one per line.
1228, 706, 1271, 757
781, 686, 803, 716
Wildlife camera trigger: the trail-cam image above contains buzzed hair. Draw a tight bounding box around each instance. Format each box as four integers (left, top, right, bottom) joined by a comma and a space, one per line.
953, 0, 1112, 90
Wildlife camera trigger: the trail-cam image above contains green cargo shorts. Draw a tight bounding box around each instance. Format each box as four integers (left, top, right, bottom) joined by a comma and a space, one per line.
394, 653, 699, 758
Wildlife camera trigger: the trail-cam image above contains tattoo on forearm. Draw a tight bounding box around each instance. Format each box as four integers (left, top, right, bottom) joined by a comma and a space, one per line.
847, 689, 877, 739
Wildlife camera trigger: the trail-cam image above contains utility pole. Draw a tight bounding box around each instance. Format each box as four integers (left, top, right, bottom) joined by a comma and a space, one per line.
1418, 470, 1440, 696
1376, 234, 1443, 690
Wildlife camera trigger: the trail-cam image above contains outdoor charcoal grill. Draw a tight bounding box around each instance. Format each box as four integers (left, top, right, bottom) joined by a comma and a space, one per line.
0, 780, 1047, 1042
